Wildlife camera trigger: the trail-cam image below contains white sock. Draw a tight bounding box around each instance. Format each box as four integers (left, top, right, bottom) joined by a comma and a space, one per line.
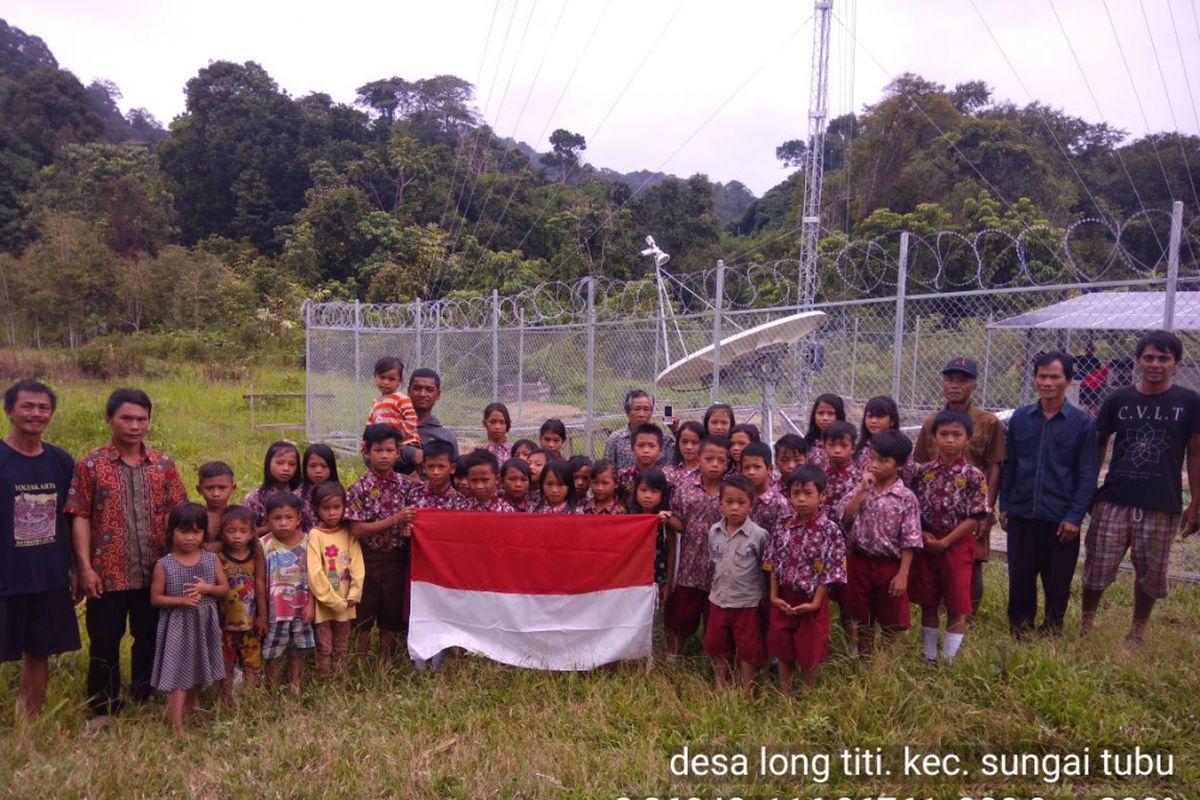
921, 626, 938, 661
943, 632, 965, 662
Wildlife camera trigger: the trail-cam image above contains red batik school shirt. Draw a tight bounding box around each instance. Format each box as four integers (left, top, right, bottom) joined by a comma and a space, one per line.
912, 456, 988, 535
345, 470, 412, 552
485, 441, 511, 463
65, 443, 189, 592
460, 495, 516, 512
763, 511, 848, 596
575, 497, 625, 515
405, 481, 467, 511
823, 459, 862, 515
836, 478, 923, 560
853, 445, 918, 486
534, 502, 573, 514
670, 474, 724, 592
750, 485, 792, 535
367, 391, 422, 447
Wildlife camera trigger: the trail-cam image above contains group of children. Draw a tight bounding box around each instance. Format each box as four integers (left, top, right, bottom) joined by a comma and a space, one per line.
147, 360, 988, 728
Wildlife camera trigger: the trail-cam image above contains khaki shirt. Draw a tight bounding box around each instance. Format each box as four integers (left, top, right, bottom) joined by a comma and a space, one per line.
914, 402, 1006, 471
707, 519, 769, 609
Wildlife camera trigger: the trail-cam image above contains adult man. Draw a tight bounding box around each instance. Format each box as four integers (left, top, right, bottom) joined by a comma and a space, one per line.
603, 389, 676, 471
0, 380, 78, 721
1082, 330, 1200, 644
998, 352, 1097, 637
914, 357, 1004, 614
68, 388, 187, 730
398, 368, 459, 474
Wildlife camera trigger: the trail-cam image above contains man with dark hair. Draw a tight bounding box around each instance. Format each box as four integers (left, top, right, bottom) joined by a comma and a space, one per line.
0, 380, 78, 721
1082, 330, 1200, 644
398, 369, 459, 474
999, 351, 1097, 637
913, 356, 1005, 614
603, 388, 676, 471
67, 388, 188, 731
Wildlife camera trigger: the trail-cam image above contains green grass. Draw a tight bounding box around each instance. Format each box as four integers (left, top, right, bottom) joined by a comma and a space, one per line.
1, 365, 1198, 798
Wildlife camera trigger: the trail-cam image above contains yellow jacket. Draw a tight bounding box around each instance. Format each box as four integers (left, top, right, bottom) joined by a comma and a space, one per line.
306, 525, 365, 623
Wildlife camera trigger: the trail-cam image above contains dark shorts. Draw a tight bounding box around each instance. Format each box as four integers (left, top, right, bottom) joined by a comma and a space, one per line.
767, 585, 830, 670
908, 534, 974, 615
665, 585, 708, 639
703, 603, 765, 663
356, 548, 408, 634
845, 551, 911, 630
0, 587, 81, 662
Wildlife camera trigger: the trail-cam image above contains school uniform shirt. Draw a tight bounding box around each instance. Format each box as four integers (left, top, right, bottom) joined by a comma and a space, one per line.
460, 496, 516, 512
750, 485, 792, 534
914, 402, 1006, 474
707, 519, 769, 609
853, 445, 918, 485
534, 502, 573, 514
823, 460, 862, 515
405, 481, 467, 510
344, 470, 412, 553
485, 441, 511, 463
664, 464, 699, 492
913, 457, 989, 534
671, 474, 724, 592
602, 426, 677, 472
837, 479, 923, 560
763, 512, 847, 595
306, 525, 364, 623
504, 495, 535, 513
576, 497, 625, 515
807, 440, 828, 469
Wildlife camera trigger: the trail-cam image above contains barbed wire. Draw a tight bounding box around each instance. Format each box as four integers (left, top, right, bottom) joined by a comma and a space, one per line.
308, 210, 1199, 331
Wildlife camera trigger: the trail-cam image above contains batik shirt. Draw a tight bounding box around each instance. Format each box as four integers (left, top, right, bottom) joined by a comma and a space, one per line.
576, 497, 625, 515
534, 502, 573, 514
263, 533, 310, 623
671, 474, 723, 591
665, 464, 699, 492
242, 486, 309, 532
823, 460, 862, 515
837, 479, 923, 560
912, 456, 988, 535
504, 494, 535, 513
750, 485, 792, 535
345, 470, 411, 552
807, 440, 828, 469
485, 441, 511, 463
461, 495, 516, 513
763, 512, 847, 595
405, 481, 467, 510
854, 445, 917, 485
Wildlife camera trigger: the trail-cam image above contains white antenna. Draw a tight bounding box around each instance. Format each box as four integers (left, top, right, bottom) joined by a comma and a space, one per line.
643, 235, 676, 365
799, 0, 833, 308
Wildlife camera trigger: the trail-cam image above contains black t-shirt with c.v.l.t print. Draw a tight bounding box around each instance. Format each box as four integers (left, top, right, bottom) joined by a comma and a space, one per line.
1095, 384, 1200, 513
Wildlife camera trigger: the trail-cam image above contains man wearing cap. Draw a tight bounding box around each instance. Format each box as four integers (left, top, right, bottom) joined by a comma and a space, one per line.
913, 356, 1005, 615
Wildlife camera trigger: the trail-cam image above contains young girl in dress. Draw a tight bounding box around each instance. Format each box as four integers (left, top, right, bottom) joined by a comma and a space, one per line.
305, 482, 364, 677
150, 503, 228, 732
243, 441, 303, 534
500, 458, 535, 512
703, 404, 735, 438
300, 443, 340, 528
569, 455, 592, 499
803, 394, 846, 469
483, 402, 512, 462
630, 469, 676, 609
538, 418, 568, 460
577, 459, 622, 514
536, 459, 576, 513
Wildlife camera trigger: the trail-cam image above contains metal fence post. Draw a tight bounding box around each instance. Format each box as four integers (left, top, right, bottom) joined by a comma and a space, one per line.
434, 302, 442, 375
910, 315, 921, 407
586, 277, 597, 456
892, 232, 909, 400
849, 316, 859, 400
711, 259, 724, 402
1164, 199, 1183, 330
517, 309, 525, 427
414, 298, 423, 367
982, 314, 993, 407
304, 301, 312, 441
491, 288, 500, 402
353, 300, 362, 437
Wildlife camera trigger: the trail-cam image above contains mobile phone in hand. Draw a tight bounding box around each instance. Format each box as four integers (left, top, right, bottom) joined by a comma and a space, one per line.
663, 404, 674, 426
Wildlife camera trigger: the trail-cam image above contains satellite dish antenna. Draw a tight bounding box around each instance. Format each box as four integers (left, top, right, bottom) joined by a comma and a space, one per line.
657, 311, 827, 444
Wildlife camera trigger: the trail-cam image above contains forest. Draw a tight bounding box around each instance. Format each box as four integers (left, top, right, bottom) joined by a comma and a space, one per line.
0, 18, 1196, 360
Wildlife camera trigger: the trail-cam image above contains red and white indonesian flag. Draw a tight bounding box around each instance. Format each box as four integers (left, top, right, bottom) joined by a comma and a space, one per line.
408, 511, 658, 670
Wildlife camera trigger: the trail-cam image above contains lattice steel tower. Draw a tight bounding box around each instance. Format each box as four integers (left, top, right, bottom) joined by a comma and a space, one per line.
799, 0, 833, 307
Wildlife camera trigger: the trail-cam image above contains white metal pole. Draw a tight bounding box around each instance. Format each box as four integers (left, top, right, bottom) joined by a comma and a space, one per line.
711, 259, 724, 402
891, 232, 909, 400
1163, 200, 1184, 330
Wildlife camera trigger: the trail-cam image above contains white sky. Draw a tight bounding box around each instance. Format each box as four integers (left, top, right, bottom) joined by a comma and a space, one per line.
6, 0, 1199, 196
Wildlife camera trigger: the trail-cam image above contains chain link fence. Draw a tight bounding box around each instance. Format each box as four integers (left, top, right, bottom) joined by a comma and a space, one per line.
306, 204, 1200, 455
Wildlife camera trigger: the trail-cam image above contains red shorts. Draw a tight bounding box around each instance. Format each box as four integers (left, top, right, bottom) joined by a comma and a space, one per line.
827, 582, 847, 608
767, 586, 830, 670
703, 603, 765, 663
908, 533, 974, 615
665, 585, 708, 639
845, 551, 911, 630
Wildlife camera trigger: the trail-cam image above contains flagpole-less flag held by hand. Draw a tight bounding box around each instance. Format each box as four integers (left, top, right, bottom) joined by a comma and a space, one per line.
408, 512, 659, 670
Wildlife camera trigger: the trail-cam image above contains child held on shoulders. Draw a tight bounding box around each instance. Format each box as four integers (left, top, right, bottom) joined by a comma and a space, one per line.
763, 465, 846, 695
150, 503, 229, 732
306, 481, 364, 676
703, 474, 769, 697
368, 356, 423, 463
216, 505, 267, 699
838, 430, 923, 659
910, 410, 988, 663
261, 492, 315, 692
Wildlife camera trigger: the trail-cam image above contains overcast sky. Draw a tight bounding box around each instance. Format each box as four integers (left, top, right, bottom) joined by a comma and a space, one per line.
6, 0, 1199, 196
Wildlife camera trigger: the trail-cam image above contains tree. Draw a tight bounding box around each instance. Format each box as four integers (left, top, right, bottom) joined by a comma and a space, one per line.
0, 20, 57, 78
949, 80, 991, 114
541, 129, 587, 184
775, 139, 806, 169
355, 77, 414, 124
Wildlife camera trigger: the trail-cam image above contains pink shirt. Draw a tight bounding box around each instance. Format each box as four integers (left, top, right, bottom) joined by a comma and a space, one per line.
764, 511, 848, 595
912, 456, 988, 534
671, 474, 723, 591
838, 479, 923, 559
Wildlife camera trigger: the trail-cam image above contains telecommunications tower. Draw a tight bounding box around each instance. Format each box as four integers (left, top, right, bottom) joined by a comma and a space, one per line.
799, 0, 833, 307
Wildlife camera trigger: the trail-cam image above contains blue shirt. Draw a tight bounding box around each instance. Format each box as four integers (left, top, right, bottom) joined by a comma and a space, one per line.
999, 400, 1097, 526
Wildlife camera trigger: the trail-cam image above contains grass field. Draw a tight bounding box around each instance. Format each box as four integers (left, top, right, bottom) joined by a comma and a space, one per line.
1, 366, 1198, 799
